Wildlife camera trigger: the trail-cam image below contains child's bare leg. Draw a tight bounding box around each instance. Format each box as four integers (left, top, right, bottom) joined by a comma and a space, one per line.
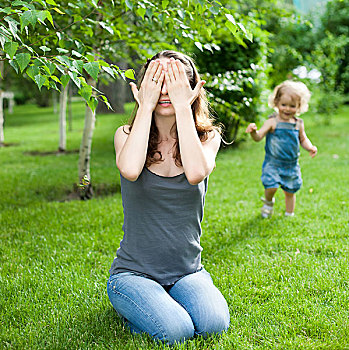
265, 188, 277, 202
284, 191, 295, 214
261, 188, 277, 218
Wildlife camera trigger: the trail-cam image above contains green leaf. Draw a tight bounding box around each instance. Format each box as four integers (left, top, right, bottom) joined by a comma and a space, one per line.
99, 95, 113, 111
125, 0, 133, 10
26, 65, 40, 80
12, 1, 30, 7
87, 97, 98, 112
45, 10, 54, 27
53, 7, 65, 15
39, 45, 51, 53
72, 60, 83, 73
136, 7, 146, 19
83, 62, 99, 81
209, 5, 220, 15
55, 55, 71, 67
9, 60, 19, 74
225, 20, 237, 35
72, 50, 82, 58
5, 17, 19, 39
49, 80, 59, 91
245, 32, 253, 42
99, 22, 114, 35
50, 75, 61, 84
90, 0, 98, 7
237, 22, 247, 35
60, 74, 70, 88
37, 10, 48, 25
125, 69, 135, 80
45, 61, 56, 75
68, 71, 81, 88
79, 85, 92, 102
46, 0, 58, 5
20, 10, 39, 30
86, 54, 95, 62
194, 42, 203, 52
162, 0, 169, 9
34, 74, 47, 90
57, 48, 69, 54
101, 66, 115, 78
16, 53, 31, 72
203, 43, 213, 53
4, 41, 19, 59
225, 13, 236, 25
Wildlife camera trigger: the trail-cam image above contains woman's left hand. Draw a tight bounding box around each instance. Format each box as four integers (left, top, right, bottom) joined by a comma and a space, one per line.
164, 58, 205, 111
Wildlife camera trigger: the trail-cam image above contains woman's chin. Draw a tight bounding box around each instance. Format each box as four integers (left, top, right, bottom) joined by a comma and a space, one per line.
154, 105, 175, 117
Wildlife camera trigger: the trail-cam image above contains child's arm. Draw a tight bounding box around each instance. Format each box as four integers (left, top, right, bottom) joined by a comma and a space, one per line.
245, 119, 274, 142
298, 119, 317, 158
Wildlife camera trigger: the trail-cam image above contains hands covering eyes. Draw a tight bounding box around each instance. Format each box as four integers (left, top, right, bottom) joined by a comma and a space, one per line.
130, 58, 205, 113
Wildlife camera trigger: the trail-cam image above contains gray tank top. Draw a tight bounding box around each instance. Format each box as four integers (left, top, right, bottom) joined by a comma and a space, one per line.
109, 167, 208, 285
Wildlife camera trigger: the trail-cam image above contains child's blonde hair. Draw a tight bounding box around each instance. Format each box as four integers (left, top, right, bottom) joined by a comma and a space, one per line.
268, 80, 311, 116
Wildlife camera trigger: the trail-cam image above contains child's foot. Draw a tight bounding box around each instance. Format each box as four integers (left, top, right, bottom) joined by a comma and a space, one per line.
285, 212, 294, 217
261, 197, 275, 218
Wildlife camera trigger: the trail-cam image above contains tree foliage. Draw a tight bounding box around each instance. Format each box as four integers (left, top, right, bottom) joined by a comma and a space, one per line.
0, 0, 254, 111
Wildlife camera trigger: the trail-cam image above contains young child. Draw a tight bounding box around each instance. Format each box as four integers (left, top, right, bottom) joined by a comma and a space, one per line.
246, 80, 317, 218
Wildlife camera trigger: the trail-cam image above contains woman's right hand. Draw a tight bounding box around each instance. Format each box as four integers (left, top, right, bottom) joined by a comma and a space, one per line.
129, 59, 165, 111
246, 123, 257, 133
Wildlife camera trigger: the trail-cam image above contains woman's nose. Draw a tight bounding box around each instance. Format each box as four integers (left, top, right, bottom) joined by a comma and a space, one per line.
161, 81, 168, 95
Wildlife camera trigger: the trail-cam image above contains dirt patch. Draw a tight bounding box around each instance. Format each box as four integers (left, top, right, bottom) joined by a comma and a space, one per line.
0, 142, 20, 147
60, 182, 121, 202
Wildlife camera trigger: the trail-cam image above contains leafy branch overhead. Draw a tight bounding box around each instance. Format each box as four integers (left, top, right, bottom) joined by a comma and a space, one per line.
0, 0, 253, 111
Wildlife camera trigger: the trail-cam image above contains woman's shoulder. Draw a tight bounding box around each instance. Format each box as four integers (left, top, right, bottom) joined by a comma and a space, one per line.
114, 125, 131, 148
115, 124, 130, 137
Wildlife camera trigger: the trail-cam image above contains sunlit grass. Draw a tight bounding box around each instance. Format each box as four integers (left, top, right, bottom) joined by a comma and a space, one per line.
1, 102, 348, 349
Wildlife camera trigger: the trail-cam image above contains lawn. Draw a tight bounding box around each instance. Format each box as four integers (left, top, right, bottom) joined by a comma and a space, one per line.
1, 101, 348, 349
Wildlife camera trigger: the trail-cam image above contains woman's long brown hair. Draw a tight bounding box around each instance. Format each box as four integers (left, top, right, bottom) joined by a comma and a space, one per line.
127, 50, 220, 167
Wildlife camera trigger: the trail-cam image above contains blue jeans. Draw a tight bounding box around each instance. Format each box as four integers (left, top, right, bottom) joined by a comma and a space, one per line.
107, 268, 230, 344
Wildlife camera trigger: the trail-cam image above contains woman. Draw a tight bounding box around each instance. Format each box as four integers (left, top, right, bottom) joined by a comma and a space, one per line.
107, 50, 230, 345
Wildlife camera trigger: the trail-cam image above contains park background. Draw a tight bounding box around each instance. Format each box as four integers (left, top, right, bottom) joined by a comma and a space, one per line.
1, 0, 348, 348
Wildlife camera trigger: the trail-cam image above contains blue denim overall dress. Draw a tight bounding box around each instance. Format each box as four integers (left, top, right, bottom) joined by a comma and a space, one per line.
261, 115, 302, 193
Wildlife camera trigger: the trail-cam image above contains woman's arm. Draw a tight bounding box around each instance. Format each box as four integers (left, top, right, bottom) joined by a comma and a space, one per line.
245, 119, 274, 141
176, 107, 221, 185
298, 119, 317, 158
115, 60, 165, 181
165, 58, 218, 185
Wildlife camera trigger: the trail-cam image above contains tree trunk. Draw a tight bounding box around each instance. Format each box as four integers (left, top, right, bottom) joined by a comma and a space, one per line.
68, 82, 73, 131
0, 59, 4, 146
0, 93, 4, 147
58, 84, 68, 152
78, 77, 96, 200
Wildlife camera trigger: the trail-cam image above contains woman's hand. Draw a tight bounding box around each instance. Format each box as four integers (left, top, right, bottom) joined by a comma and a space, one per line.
164, 58, 205, 112
129, 59, 165, 112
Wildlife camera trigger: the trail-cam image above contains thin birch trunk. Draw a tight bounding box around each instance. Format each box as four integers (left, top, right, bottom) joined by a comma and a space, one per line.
0, 59, 4, 146
78, 77, 96, 199
58, 84, 68, 152
68, 83, 73, 131
0, 93, 4, 146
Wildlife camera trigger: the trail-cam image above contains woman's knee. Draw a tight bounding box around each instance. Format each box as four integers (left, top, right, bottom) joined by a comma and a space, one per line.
195, 306, 230, 336
158, 315, 195, 344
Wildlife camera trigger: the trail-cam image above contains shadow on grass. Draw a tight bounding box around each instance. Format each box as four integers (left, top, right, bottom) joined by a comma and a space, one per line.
24, 149, 79, 156
62, 182, 122, 202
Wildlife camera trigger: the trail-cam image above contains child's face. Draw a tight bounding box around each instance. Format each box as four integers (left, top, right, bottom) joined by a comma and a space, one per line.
276, 93, 299, 120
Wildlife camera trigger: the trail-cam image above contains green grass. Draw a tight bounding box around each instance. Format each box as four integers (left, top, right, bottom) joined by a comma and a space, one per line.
1, 101, 349, 349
